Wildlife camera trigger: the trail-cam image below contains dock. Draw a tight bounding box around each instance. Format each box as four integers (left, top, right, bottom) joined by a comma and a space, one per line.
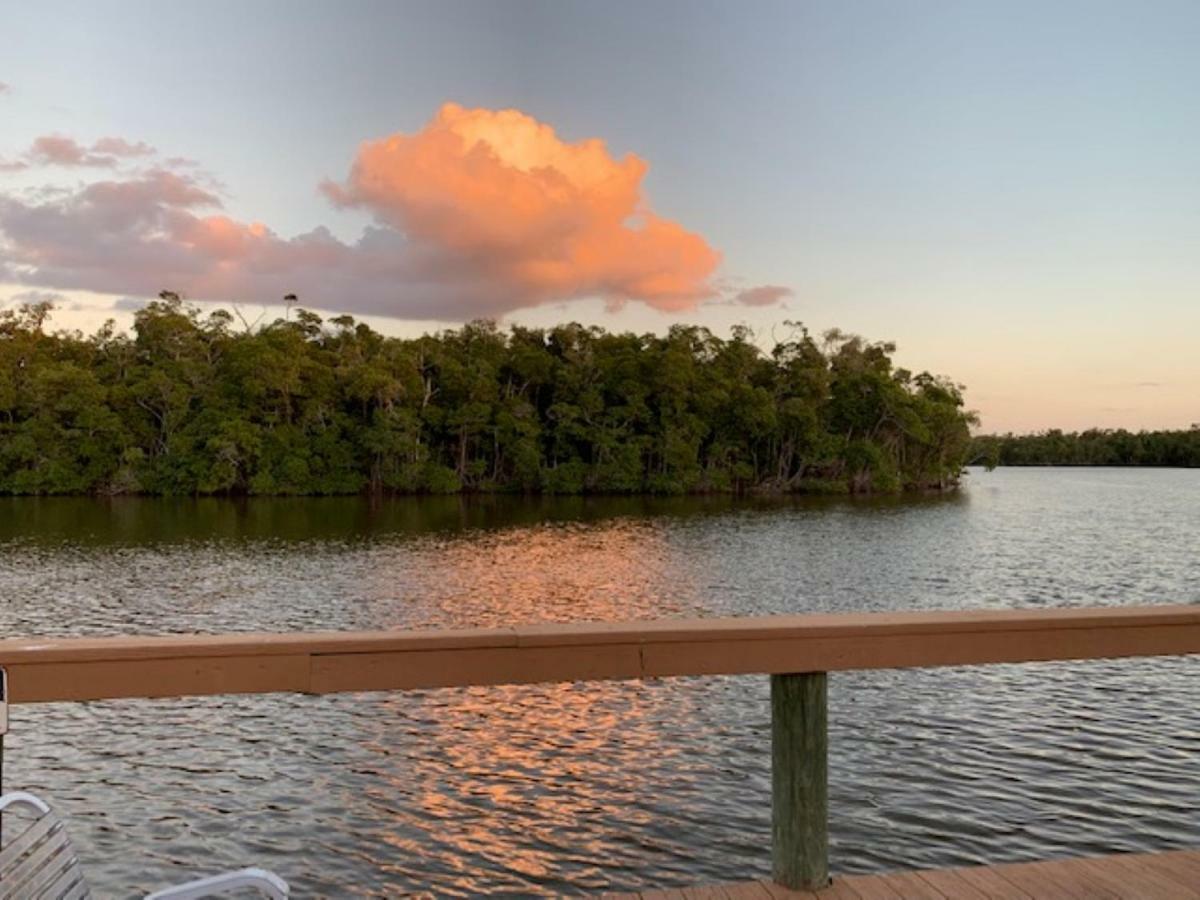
618, 848, 1200, 898
2, 605, 1199, 895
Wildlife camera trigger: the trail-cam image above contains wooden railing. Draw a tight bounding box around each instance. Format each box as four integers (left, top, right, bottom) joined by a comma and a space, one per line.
2, 604, 1199, 889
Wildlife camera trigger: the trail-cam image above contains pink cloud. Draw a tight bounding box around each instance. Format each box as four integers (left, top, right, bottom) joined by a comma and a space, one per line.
92, 136, 156, 157
733, 284, 793, 307
5, 134, 157, 169
27, 135, 118, 167
0, 170, 472, 317
0, 105, 728, 320
0, 82, 9, 95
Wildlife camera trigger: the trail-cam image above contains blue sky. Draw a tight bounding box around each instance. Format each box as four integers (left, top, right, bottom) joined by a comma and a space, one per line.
2, 0, 1198, 431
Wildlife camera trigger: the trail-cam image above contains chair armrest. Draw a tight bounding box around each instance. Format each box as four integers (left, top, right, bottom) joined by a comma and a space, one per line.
144, 867, 289, 899
0, 791, 52, 814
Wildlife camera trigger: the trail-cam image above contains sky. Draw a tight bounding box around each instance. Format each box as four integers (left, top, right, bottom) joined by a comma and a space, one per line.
1, 0, 1198, 433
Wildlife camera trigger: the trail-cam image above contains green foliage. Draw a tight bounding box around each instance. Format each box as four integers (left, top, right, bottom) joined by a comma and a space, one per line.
970, 427, 1200, 468
0, 300, 976, 495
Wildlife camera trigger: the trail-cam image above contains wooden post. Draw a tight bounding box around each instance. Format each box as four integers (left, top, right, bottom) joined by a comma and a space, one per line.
771, 671, 829, 890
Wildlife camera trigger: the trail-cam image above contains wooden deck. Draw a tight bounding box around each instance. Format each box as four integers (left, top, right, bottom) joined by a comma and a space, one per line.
4, 611, 1198, 896
613, 849, 1200, 899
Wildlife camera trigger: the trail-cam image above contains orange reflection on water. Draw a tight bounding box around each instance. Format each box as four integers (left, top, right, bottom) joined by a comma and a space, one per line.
352, 673, 704, 895
362, 515, 702, 630
341, 513, 713, 893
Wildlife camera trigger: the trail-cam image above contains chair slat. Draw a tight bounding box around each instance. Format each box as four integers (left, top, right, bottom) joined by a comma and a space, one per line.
60, 879, 93, 900
0, 812, 60, 874
37, 859, 89, 900
1, 827, 74, 900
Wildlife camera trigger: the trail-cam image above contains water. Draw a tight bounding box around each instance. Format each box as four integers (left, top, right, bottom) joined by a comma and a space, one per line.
1, 468, 1198, 896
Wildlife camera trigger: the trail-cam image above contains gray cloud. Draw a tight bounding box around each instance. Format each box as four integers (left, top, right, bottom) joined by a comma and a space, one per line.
8, 289, 67, 306
732, 284, 793, 307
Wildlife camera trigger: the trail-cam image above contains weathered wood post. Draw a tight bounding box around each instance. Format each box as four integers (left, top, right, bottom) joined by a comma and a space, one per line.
771, 671, 829, 890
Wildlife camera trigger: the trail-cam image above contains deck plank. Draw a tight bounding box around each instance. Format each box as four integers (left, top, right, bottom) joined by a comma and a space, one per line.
621, 849, 1200, 900
749, 880, 804, 899
812, 878, 865, 900
722, 882, 777, 900
1141, 850, 1200, 891
1028, 856, 1125, 899
757, 879, 816, 899
1032, 855, 1133, 899
684, 886, 741, 900
1079, 852, 1198, 898
985, 859, 1104, 899
829, 873, 903, 900
944, 864, 1034, 900
1080, 861, 1179, 899
910, 868, 993, 900
718, 882, 773, 900
875, 870, 948, 899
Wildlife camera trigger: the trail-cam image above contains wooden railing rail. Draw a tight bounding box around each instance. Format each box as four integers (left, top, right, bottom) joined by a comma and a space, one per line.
2, 604, 1198, 889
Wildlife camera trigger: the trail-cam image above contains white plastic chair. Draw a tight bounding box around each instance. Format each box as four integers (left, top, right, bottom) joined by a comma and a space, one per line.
0, 791, 288, 899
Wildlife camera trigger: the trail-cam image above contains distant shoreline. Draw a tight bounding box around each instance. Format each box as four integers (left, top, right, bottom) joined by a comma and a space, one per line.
970, 429, 1200, 468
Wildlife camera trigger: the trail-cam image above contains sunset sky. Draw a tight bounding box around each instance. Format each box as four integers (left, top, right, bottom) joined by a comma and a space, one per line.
2, 0, 1198, 433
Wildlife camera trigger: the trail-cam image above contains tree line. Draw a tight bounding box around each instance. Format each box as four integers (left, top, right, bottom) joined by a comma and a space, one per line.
970, 428, 1200, 468
0, 294, 976, 496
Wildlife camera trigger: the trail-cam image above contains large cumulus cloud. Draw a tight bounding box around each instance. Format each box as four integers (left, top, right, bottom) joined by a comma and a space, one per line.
0, 104, 788, 320
322, 103, 720, 312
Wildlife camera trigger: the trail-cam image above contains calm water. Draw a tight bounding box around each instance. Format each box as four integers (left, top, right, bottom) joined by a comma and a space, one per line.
1, 468, 1198, 896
